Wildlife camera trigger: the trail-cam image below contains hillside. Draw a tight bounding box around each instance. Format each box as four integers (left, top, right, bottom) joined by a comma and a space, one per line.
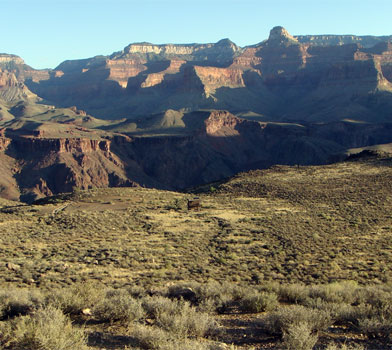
0, 27, 392, 202
12, 26, 392, 122
1, 153, 392, 288
1, 156, 392, 349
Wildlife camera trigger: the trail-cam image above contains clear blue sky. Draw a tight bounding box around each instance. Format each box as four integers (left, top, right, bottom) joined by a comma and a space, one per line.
3, 0, 392, 69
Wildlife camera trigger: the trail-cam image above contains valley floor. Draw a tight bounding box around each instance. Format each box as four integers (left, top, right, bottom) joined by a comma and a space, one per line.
1, 155, 392, 349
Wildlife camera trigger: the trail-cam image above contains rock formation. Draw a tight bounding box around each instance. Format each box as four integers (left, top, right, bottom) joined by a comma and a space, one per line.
0, 27, 392, 201
20, 27, 392, 122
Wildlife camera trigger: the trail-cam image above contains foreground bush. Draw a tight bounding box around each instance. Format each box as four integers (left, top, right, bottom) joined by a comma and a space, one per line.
238, 290, 278, 313
93, 289, 145, 324
130, 324, 228, 350
325, 343, 364, 350
142, 296, 217, 338
358, 316, 392, 340
263, 305, 332, 336
281, 321, 318, 350
3, 306, 87, 350
167, 281, 239, 313
0, 289, 44, 319
47, 282, 104, 315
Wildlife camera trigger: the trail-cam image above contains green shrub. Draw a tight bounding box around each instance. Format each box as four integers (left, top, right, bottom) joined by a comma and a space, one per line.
0, 321, 12, 347
142, 296, 217, 338
47, 282, 104, 315
93, 289, 145, 323
0, 289, 44, 319
130, 324, 171, 350
238, 291, 278, 313
277, 284, 309, 304
130, 324, 214, 350
4, 306, 87, 350
358, 316, 392, 340
281, 321, 318, 350
325, 343, 364, 350
263, 305, 332, 336
308, 282, 359, 304
167, 281, 238, 314
358, 287, 392, 318
302, 297, 356, 325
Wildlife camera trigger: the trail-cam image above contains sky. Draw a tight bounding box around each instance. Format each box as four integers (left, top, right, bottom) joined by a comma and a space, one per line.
2, 0, 392, 69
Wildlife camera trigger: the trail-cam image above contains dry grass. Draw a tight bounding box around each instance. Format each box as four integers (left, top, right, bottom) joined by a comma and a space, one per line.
1, 156, 392, 348
2, 158, 392, 288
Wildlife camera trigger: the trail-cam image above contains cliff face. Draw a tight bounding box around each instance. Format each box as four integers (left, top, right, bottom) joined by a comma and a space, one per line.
1, 28, 392, 201
1, 108, 392, 201
0, 135, 137, 202
22, 27, 392, 121
296, 34, 392, 48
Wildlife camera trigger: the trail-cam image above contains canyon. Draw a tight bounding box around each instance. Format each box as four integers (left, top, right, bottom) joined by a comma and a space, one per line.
1, 26, 392, 201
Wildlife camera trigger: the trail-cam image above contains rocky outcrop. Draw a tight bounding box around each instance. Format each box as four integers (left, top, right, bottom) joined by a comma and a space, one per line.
0, 135, 137, 202
141, 60, 186, 88
0, 54, 25, 65
21, 26, 392, 121
194, 66, 245, 95
11, 137, 111, 153
117, 39, 241, 64
1, 108, 392, 201
107, 58, 148, 88
266, 26, 299, 46
2, 28, 392, 201
0, 69, 37, 102
296, 34, 392, 48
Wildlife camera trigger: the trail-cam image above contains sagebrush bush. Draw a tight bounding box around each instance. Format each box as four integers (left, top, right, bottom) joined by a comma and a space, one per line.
325, 343, 364, 350
238, 291, 278, 313
142, 296, 217, 338
0, 288, 44, 319
167, 281, 238, 313
4, 306, 87, 350
130, 324, 171, 350
308, 281, 359, 304
281, 321, 318, 350
277, 284, 309, 304
47, 282, 104, 315
130, 324, 215, 350
263, 305, 332, 336
358, 315, 392, 340
93, 289, 145, 323
0, 321, 12, 347
302, 297, 355, 324
358, 287, 392, 318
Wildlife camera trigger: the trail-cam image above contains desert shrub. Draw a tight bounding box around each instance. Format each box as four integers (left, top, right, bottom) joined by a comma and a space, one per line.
277, 284, 309, 304
262, 305, 332, 336
130, 324, 171, 350
358, 316, 392, 340
358, 287, 392, 317
167, 281, 238, 313
238, 291, 278, 313
325, 343, 364, 350
302, 298, 354, 323
130, 324, 214, 350
142, 296, 217, 338
335, 304, 375, 327
0, 321, 12, 347
93, 289, 145, 323
4, 306, 87, 350
281, 321, 318, 350
127, 285, 148, 298
308, 281, 358, 304
0, 289, 44, 319
47, 282, 104, 315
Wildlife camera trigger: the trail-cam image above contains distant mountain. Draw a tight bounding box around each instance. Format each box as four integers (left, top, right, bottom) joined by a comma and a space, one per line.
17, 26, 392, 122
0, 27, 392, 202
